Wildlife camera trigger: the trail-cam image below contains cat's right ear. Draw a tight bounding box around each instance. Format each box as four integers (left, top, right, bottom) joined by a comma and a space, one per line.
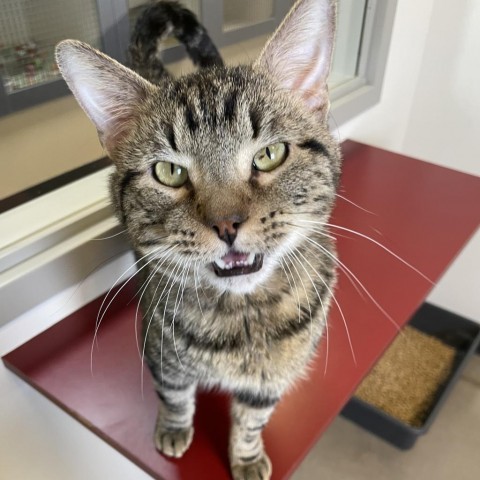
55, 40, 155, 154
254, 0, 336, 120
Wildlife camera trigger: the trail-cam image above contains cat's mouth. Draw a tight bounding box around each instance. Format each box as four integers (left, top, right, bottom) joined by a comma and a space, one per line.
212, 251, 263, 277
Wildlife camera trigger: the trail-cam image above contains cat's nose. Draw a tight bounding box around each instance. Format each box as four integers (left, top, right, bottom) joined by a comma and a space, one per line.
211, 217, 244, 246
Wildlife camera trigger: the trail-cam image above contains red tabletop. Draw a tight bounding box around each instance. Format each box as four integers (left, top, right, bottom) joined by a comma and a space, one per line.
4, 141, 480, 479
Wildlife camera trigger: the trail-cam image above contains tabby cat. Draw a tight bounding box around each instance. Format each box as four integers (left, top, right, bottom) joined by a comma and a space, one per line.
55, 0, 341, 478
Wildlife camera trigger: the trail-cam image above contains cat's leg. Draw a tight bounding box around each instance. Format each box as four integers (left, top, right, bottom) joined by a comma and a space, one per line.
229, 393, 278, 480
153, 379, 197, 458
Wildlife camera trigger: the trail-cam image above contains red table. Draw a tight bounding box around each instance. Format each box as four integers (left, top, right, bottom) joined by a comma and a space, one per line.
4, 141, 480, 479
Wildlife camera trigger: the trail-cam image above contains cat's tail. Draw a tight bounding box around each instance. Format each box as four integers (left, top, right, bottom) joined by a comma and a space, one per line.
129, 0, 223, 82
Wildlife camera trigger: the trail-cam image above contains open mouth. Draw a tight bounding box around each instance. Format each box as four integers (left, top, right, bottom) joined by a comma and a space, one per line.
212, 251, 264, 277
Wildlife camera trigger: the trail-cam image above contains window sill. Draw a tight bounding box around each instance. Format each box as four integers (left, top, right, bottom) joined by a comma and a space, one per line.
0, 166, 130, 326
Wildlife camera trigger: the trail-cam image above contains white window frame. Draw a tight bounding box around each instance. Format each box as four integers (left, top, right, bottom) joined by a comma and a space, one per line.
0, 0, 398, 329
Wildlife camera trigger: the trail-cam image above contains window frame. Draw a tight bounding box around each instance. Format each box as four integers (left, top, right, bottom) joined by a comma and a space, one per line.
0, 0, 398, 327
330, 0, 398, 125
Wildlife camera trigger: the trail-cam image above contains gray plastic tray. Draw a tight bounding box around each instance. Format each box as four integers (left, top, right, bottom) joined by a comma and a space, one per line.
341, 303, 480, 449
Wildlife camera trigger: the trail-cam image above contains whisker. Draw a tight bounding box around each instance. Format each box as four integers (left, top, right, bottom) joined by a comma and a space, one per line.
335, 194, 377, 216
141, 257, 183, 396
160, 258, 189, 376
91, 246, 164, 374
91, 228, 128, 241
197, 268, 211, 301
170, 255, 194, 371
328, 111, 341, 144
134, 248, 177, 359
96, 237, 171, 329
287, 246, 331, 376
279, 258, 301, 324
326, 222, 434, 284
283, 255, 303, 324
283, 220, 335, 241
45, 250, 128, 324
193, 260, 206, 320
295, 247, 357, 366
135, 247, 177, 326
288, 222, 367, 301
96, 246, 163, 329
127, 241, 176, 306
298, 219, 434, 284
181, 255, 195, 309
299, 233, 401, 333
133, 256, 162, 360
283, 250, 313, 338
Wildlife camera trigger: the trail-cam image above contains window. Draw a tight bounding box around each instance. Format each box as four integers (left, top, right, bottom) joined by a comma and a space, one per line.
0, 0, 398, 325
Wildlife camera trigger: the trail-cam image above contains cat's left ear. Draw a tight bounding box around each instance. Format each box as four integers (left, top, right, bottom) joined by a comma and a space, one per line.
55, 40, 155, 154
255, 0, 336, 120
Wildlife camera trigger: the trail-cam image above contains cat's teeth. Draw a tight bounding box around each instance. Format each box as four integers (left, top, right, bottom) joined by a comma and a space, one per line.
214, 258, 227, 270
214, 252, 256, 270
246, 252, 255, 265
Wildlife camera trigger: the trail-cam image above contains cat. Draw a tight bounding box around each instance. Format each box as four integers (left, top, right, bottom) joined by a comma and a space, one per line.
55, 0, 341, 478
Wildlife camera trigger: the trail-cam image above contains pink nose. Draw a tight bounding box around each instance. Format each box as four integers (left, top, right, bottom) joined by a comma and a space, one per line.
210, 218, 243, 246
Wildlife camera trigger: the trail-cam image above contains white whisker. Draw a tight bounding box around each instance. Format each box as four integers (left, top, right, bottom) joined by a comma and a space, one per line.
298, 219, 434, 284
91, 228, 128, 241
193, 260, 206, 320
91, 245, 163, 374
335, 194, 377, 215
284, 250, 312, 338
295, 246, 357, 366
136, 247, 177, 328
289, 222, 367, 301
141, 257, 183, 396
299, 233, 401, 333
288, 247, 331, 376
161, 258, 188, 374
284, 255, 303, 324
279, 258, 301, 324
170, 255, 194, 372
134, 247, 177, 359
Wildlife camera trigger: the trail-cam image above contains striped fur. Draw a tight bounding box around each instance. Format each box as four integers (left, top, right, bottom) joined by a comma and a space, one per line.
56, 1, 340, 478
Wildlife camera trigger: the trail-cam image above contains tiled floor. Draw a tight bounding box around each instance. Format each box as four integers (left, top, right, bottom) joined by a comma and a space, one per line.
293, 355, 480, 480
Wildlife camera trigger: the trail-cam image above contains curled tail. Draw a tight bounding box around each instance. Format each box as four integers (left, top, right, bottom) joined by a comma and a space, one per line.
129, 0, 223, 82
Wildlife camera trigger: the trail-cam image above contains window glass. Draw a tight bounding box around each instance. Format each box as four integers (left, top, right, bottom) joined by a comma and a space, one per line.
0, 0, 103, 203
331, 0, 367, 88
223, 0, 274, 32
0, 0, 371, 206
0, 0, 100, 93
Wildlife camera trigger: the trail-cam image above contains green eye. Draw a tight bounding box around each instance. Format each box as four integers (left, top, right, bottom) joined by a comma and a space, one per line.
253, 142, 288, 172
154, 162, 188, 187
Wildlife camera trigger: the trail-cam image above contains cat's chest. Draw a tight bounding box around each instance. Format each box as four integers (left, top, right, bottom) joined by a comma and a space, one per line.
179, 287, 301, 347
176, 289, 320, 389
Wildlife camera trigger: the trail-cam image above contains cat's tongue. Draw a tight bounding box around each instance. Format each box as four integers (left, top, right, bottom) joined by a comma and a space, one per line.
213, 251, 263, 277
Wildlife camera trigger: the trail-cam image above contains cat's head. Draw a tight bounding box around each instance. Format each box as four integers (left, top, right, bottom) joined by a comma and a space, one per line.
56, 0, 341, 294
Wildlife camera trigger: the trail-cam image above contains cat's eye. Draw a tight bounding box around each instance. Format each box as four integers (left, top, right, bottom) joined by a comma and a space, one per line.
154, 161, 188, 187
253, 143, 288, 172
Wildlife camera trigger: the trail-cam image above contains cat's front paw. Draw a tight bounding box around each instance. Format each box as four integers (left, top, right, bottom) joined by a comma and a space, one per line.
231, 453, 272, 480
154, 426, 194, 458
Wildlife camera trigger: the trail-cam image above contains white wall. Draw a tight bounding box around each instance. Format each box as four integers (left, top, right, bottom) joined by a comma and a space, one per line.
340, 0, 480, 322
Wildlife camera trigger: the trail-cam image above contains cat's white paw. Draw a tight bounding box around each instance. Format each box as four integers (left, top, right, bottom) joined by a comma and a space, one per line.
154, 426, 194, 458
231, 453, 272, 480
